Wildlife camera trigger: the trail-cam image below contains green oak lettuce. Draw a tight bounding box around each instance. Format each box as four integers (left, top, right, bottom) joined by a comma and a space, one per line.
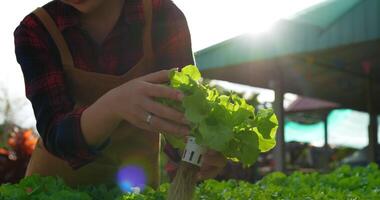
162, 65, 278, 166
3, 159, 379, 199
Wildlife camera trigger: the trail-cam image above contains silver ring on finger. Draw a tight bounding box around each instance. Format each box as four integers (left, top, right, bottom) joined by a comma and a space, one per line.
145, 113, 153, 125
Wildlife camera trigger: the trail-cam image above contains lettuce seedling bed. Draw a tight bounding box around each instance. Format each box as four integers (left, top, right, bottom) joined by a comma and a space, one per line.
1, 164, 380, 200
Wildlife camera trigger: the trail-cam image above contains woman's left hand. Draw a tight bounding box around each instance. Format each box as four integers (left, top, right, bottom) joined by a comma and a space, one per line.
197, 150, 227, 181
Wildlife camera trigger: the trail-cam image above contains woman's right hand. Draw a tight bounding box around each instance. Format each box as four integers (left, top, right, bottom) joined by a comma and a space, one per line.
106, 69, 189, 138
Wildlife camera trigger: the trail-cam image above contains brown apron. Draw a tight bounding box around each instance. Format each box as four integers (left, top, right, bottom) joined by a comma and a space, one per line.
25, 0, 161, 188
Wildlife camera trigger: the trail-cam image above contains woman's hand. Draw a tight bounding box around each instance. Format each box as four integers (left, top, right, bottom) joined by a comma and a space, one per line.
107, 69, 189, 138
197, 150, 227, 180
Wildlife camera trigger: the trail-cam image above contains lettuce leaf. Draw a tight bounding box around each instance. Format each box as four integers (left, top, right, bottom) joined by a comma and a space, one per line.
162, 65, 278, 166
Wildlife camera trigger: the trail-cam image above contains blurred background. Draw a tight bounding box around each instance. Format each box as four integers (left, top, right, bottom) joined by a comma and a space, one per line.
1, 0, 379, 184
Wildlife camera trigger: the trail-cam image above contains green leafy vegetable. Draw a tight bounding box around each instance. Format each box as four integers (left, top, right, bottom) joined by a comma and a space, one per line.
162, 65, 278, 166
2, 164, 380, 199
0, 175, 92, 200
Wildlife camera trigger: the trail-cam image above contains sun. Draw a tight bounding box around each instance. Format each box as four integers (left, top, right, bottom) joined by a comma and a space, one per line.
173, 0, 327, 50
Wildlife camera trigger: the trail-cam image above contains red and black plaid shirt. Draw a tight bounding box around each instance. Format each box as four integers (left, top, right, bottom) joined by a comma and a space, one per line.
14, 0, 192, 169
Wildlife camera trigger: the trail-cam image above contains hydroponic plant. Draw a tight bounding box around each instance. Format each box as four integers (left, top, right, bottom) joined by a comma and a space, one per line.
160, 65, 278, 200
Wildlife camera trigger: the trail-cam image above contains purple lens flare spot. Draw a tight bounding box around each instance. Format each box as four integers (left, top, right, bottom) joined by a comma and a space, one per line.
117, 165, 147, 192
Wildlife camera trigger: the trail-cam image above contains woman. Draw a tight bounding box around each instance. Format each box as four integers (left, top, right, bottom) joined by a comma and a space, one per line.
14, 0, 226, 188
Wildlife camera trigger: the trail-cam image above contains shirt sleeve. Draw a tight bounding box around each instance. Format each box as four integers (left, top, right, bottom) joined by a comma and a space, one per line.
153, 0, 195, 70
14, 15, 108, 169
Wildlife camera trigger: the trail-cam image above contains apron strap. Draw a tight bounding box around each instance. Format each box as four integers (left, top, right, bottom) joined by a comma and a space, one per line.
33, 1, 154, 73
33, 7, 75, 69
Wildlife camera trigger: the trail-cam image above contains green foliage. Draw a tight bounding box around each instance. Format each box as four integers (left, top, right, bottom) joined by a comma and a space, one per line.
195, 163, 380, 199
2, 164, 380, 199
0, 175, 91, 200
161, 65, 278, 166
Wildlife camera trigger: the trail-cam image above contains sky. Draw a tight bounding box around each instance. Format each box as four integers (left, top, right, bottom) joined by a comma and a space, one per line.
7, 0, 375, 148
174, 0, 326, 51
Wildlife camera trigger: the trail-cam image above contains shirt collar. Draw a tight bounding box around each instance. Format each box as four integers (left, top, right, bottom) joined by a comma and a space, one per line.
56, 0, 145, 32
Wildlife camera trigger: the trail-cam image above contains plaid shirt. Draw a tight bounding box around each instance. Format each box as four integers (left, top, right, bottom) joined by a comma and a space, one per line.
14, 0, 192, 169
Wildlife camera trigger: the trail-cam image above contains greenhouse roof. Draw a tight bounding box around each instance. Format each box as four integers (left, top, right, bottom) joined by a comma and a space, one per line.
195, 0, 380, 113
195, 0, 379, 70
290, 0, 362, 29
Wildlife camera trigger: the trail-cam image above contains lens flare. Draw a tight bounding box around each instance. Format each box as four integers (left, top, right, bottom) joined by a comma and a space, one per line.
117, 165, 147, 193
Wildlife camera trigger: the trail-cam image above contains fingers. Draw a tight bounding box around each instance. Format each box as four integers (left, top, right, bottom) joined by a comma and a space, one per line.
149, 115, 189, 137
197, 165, 223, 180
197, 150, 227, 180
202, 151, 227, 167
140, 69, 175, 84
142, 99, 188, 125
144, 83, 183, 101
134, 110, 189, 137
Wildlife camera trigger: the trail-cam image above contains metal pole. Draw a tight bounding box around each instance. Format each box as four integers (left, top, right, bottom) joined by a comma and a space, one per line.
323, 112, 330, 171
324, 114, 328, 149
368, 113, 378, 162
366, 71, 378, 163
272, 81, 285, 172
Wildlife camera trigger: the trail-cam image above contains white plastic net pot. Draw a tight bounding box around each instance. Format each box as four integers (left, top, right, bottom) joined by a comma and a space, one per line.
181, 136, 206, 167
